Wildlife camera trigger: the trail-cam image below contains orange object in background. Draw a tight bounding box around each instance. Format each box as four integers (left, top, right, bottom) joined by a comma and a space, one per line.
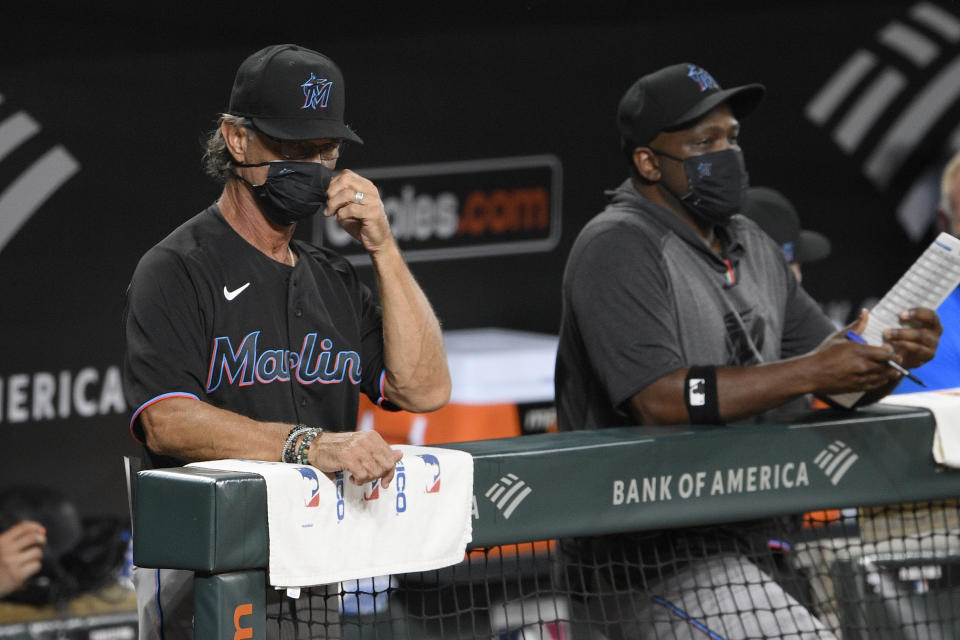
358, 396, 530, 445
803, 509, 843, 527
359, 328, 560, 445
466, 539, 555, 563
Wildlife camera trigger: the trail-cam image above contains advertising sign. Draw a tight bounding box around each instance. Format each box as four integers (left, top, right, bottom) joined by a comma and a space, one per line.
312, 155, 562, 263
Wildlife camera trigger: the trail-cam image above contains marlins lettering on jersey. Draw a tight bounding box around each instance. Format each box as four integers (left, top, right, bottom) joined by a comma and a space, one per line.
206, 331, 362, 392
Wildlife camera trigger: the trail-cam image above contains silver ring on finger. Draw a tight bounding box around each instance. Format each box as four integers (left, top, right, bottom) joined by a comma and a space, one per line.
354, 191, 365, 204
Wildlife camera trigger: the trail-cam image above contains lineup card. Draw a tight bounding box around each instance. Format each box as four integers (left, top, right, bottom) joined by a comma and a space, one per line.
830, 232, 960, 408
860, 232, 960, 345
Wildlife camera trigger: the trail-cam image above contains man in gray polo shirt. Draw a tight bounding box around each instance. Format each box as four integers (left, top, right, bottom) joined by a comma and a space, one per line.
554, 63, 941, 639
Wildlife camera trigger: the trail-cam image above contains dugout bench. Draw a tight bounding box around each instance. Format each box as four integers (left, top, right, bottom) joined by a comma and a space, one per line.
134, 405, 960, 638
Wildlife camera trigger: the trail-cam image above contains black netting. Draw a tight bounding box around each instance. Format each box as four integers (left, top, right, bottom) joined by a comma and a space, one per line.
265, 501, 960, 639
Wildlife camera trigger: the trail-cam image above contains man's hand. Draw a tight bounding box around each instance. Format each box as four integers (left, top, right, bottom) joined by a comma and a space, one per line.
308, 430, 404, 487
808, 310, 903, 395
0, 521, 46, 598
326, 170, 394, 254
882, 307, 941, 370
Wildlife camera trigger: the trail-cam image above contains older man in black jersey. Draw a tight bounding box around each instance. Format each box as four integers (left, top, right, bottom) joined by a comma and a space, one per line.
123, 44, 450, 639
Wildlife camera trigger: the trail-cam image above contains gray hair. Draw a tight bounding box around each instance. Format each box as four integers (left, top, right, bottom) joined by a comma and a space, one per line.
202, 114, 252, 182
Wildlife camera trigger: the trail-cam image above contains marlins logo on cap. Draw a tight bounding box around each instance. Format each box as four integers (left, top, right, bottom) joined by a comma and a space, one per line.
688, 65, 720, 92
301, 73, 333, 111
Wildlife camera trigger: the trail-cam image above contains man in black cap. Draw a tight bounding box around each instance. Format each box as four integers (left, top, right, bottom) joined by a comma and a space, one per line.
741, 186, 832, 284
123, 44, 450, 639
554, 63, 941, 639
556, 60, 939, 433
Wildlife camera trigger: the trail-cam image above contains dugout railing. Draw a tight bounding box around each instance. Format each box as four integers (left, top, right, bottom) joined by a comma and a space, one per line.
134, 404, 960, 638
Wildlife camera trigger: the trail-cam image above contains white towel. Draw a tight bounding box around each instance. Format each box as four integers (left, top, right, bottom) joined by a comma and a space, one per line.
879, 388, 960, 467
189, 445, 473, 588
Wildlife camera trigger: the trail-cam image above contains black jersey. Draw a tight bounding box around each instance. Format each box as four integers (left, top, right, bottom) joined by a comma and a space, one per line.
122, 204, 393, 467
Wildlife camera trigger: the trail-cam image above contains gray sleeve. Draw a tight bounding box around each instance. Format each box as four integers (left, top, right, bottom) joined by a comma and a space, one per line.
567, 226, 685, 411
780, 270, 836, 358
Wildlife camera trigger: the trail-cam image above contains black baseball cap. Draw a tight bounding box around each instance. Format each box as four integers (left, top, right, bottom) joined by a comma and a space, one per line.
618, 63, 765, 152
229, 44, 363, 144
741, 186, 831, 263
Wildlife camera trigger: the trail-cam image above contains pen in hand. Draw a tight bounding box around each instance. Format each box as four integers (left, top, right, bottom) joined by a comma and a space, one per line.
844, 329, 927, 387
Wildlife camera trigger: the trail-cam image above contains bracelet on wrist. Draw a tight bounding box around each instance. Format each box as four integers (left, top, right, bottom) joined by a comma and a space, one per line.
296, 427, 324, 466
282, 424, 312, 463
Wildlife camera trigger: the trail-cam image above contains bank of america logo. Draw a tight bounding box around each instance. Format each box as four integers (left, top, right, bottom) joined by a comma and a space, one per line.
485, 473, 532, 519
805, 3, 960, 239
0, 93, 80, 255
813, 440, 859, 486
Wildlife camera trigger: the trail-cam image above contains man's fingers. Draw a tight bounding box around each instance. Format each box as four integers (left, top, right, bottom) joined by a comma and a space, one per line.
848, 352, 900, 389
847, 308, 869, 335
0, 535, 44, 597
331, 203, 367, 225
342, 444, 380, 483
899, 307, 942, 333
309, 431, 401, 487
20, 558, 42, 579
889, 334, 938, 357
1, 522, 46, 551
381, 466, 397, 489
326, 171, 378, 213
890, 340, 937, 370
885, 327, 940, 349
380, 450, 403, 488
16, 546, 44, 567
372, 448, 399, 476
854, 343, 896, 363
340, 433, 401, 485
885, 317, 940, 368
348, 461, 377, 485
3, 521, 45, 538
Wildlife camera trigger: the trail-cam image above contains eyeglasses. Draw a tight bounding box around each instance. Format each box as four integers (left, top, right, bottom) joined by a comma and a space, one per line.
247, 126, 342, 163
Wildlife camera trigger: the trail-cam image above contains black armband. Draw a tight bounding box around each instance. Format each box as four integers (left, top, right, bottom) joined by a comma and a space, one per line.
684, 366, 723, 425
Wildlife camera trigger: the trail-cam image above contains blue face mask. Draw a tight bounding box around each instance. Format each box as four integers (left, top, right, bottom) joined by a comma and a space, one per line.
651, 148, 749, 225
233, 160, 333, 226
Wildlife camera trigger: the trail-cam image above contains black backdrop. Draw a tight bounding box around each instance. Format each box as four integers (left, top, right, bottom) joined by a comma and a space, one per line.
3, 1, 956, 518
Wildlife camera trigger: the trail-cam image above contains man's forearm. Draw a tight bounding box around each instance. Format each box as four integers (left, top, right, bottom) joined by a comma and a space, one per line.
140, 396, 289, 462
141, 396, 404, 484
370, 242, 451, 412
629, 340, 902, 426
629, 358, 820, 425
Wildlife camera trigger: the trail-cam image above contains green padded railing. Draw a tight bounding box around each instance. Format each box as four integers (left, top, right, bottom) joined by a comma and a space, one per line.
133, 404, 960, 637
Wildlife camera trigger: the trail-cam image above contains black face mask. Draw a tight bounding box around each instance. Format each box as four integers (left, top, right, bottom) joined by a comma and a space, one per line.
651, 148, 748, 225
233, 161, 333, 226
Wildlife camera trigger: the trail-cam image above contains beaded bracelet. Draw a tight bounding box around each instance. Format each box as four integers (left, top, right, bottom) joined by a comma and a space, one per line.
282, 424, 312, 463
296, 428, 324, 466
282, 424, 312, 464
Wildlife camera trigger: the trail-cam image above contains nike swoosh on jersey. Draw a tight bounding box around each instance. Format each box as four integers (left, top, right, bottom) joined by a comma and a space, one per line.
223, 282, 251, 301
